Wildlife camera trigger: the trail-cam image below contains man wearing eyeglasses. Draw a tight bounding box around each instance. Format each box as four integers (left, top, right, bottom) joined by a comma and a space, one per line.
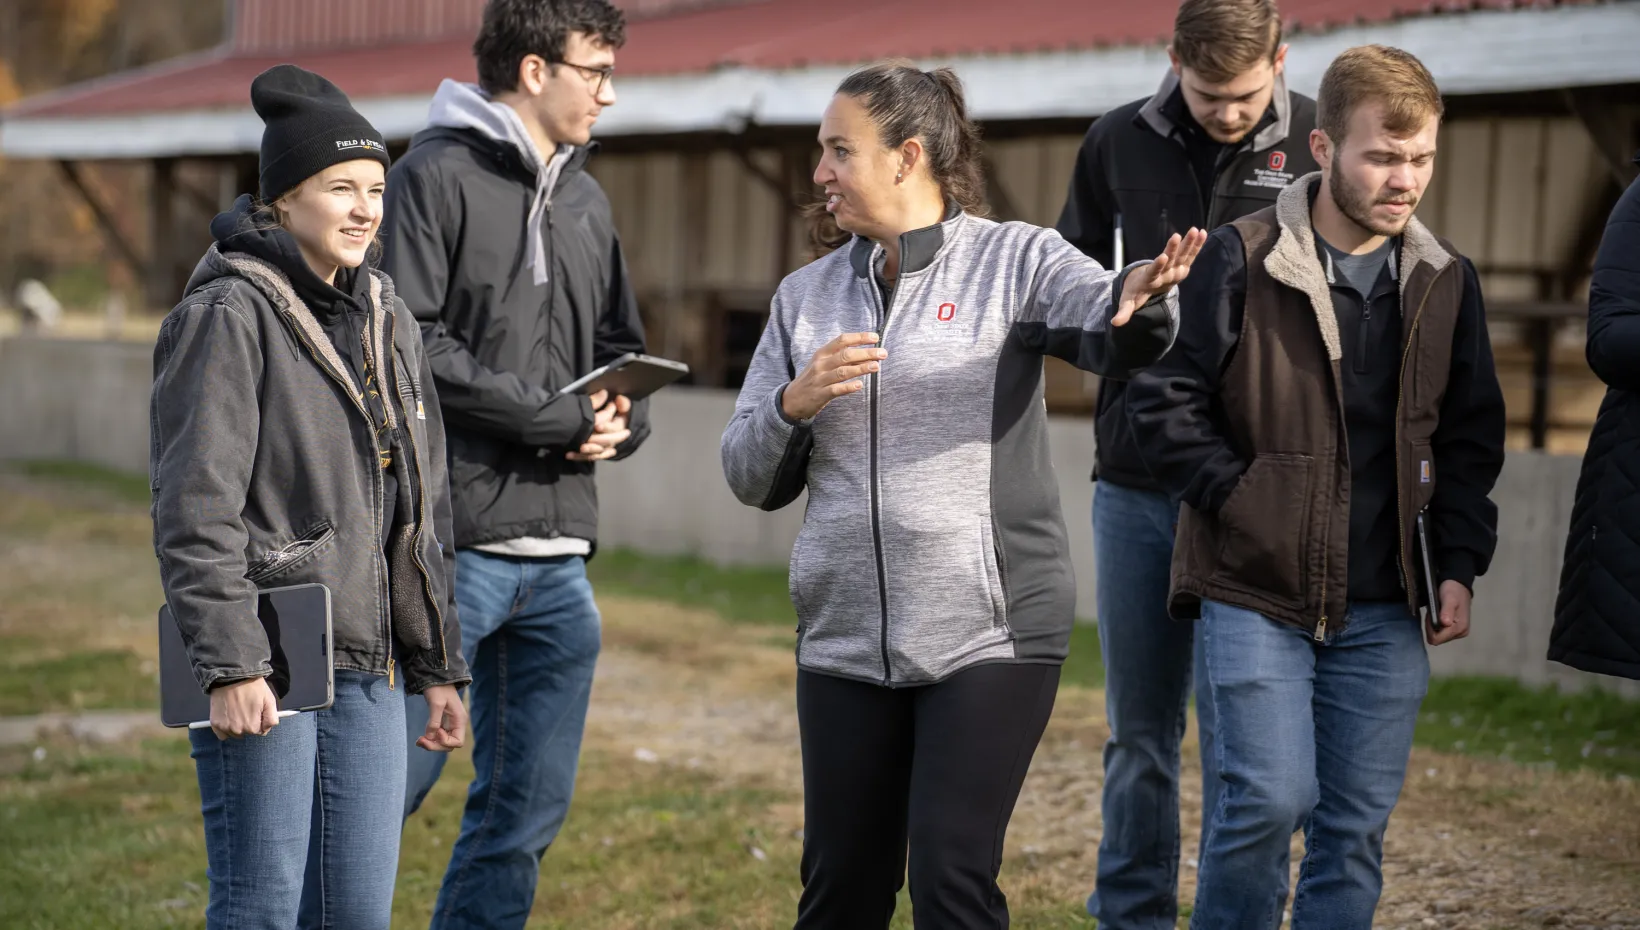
380, 2, 649, 927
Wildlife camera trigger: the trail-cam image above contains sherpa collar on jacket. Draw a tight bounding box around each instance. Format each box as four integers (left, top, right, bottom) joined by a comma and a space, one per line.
188, 244, 400, 430
1263, 172, 1456, 362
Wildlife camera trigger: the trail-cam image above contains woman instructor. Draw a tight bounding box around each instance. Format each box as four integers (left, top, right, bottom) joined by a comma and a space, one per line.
722, 61, 1204, 929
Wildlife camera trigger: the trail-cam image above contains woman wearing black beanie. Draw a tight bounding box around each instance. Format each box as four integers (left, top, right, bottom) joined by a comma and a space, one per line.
149, 64, 470, 928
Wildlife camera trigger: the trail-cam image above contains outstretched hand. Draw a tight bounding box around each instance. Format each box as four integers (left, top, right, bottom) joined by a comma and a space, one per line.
1114, 228, 1208, 326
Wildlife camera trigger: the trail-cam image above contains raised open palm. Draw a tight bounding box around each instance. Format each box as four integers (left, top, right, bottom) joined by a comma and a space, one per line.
1114, 228, 1208, 325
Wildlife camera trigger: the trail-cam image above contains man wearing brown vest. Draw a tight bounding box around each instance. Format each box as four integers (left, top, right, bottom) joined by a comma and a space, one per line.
1125, 46, 1505, 927
1054, 3, 1320, 924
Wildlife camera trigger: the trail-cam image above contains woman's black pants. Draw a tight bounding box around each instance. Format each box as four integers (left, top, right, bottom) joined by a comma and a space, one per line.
793, 662, 1060, 930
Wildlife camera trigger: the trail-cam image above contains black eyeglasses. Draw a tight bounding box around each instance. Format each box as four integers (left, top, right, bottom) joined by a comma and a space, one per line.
558, 60, 614, 95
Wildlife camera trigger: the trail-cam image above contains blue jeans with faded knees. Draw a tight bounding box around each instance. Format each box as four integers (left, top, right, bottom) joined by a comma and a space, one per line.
1192, 598, 1429, 930
402, 550, 602, 930
190, 669, 406, 930
1086, 480, 1219, 929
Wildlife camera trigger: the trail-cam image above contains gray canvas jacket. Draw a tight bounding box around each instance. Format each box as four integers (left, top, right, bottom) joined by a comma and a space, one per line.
150, 245, 470, 695
722, 210, 1178, 686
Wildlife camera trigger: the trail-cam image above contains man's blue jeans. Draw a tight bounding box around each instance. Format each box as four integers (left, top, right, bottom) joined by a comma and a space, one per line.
1087, 481, 1218, 929
403, 550, 602, 930
190, 670, 406, 930
1192, 598, 1429, 930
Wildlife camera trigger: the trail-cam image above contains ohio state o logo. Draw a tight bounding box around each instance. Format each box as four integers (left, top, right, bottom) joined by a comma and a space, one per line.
937, 302, 956, 322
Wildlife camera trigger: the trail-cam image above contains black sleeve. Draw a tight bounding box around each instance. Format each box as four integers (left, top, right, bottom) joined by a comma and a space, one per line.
1124, 227, 1249, 514
380, 163, 595, 452
1054, 122, 1116, 268
1584, 176, 1640, 391
597, 232, 652, 461
1430, 258, 1507, 591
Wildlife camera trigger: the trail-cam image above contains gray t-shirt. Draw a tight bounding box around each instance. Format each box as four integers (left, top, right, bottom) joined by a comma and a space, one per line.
1319, 235, 1395, 299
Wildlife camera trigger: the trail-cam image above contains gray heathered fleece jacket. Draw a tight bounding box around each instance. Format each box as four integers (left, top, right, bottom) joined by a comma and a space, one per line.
722, 210, 1178, 686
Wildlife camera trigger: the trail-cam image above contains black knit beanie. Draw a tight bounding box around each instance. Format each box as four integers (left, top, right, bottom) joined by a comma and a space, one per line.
251, 64, 391, 203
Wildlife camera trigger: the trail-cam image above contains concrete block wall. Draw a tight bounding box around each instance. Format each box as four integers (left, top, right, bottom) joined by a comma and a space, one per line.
0, 337, 153, 476
2, 336, 1632, 697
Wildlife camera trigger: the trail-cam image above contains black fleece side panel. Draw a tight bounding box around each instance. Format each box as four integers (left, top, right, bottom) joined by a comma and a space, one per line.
991, 332, 1078, 662
761, 423, 814, 512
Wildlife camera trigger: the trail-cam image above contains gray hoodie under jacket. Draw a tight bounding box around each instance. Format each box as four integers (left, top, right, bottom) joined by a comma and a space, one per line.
722, 210, 1178, 687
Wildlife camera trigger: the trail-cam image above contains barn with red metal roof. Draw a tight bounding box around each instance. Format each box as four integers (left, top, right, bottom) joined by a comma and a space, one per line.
3, 0, 1636, 443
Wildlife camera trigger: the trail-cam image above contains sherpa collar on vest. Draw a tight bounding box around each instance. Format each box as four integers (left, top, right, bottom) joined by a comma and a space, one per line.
203, 243, 400, 431
849, 202, 965, 280
1264, 172, 1455, 361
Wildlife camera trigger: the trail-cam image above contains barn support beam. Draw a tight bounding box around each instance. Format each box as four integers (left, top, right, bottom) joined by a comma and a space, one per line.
56, 159, 147, 299
777, 146, 809, 277
149, 157, 182, 309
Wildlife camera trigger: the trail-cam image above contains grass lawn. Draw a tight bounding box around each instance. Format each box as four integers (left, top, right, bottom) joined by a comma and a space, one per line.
1, 735, 1103, 929
9, 458, 154, 506
1, 732, 805, 929
0, 642, 156, 715
6, 458, 1637, 778
2, 460, 1638, 927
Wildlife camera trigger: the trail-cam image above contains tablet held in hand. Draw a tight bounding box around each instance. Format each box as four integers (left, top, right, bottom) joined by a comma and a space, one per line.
558, 353, 690, 402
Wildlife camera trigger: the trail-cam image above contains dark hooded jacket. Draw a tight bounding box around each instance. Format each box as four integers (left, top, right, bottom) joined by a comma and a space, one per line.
379, 80, 651, 551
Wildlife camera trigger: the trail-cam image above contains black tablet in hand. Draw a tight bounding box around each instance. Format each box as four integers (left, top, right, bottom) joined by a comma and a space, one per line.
1415, 508, 1443, 633
159, 583, 334, 729
558, 353, 690, 402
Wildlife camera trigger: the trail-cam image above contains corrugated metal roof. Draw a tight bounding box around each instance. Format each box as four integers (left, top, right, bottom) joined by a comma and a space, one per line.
228, 0, 749, 53
619, 0, 1603, 70
230, 0, 487, 53
2, 0, 1610, 120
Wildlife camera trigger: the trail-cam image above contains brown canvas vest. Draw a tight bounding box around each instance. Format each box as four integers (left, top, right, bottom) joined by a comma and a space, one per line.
1169, 179, 1465, 636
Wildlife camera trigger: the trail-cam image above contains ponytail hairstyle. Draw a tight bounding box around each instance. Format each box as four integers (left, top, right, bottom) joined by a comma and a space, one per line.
807, 60, 989, 253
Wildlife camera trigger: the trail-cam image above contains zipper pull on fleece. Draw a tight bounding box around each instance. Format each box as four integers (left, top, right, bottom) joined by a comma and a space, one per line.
1314, 618, 1328, 643
388, 658, 395, 691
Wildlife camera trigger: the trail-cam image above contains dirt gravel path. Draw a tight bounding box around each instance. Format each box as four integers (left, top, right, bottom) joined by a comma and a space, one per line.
587, 597, 1640, 929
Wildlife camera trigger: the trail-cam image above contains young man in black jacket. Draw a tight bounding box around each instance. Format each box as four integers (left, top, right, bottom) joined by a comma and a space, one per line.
1125, 46, 1505, 926
379, 1, 649, 927
1053, 1, 1318, 925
